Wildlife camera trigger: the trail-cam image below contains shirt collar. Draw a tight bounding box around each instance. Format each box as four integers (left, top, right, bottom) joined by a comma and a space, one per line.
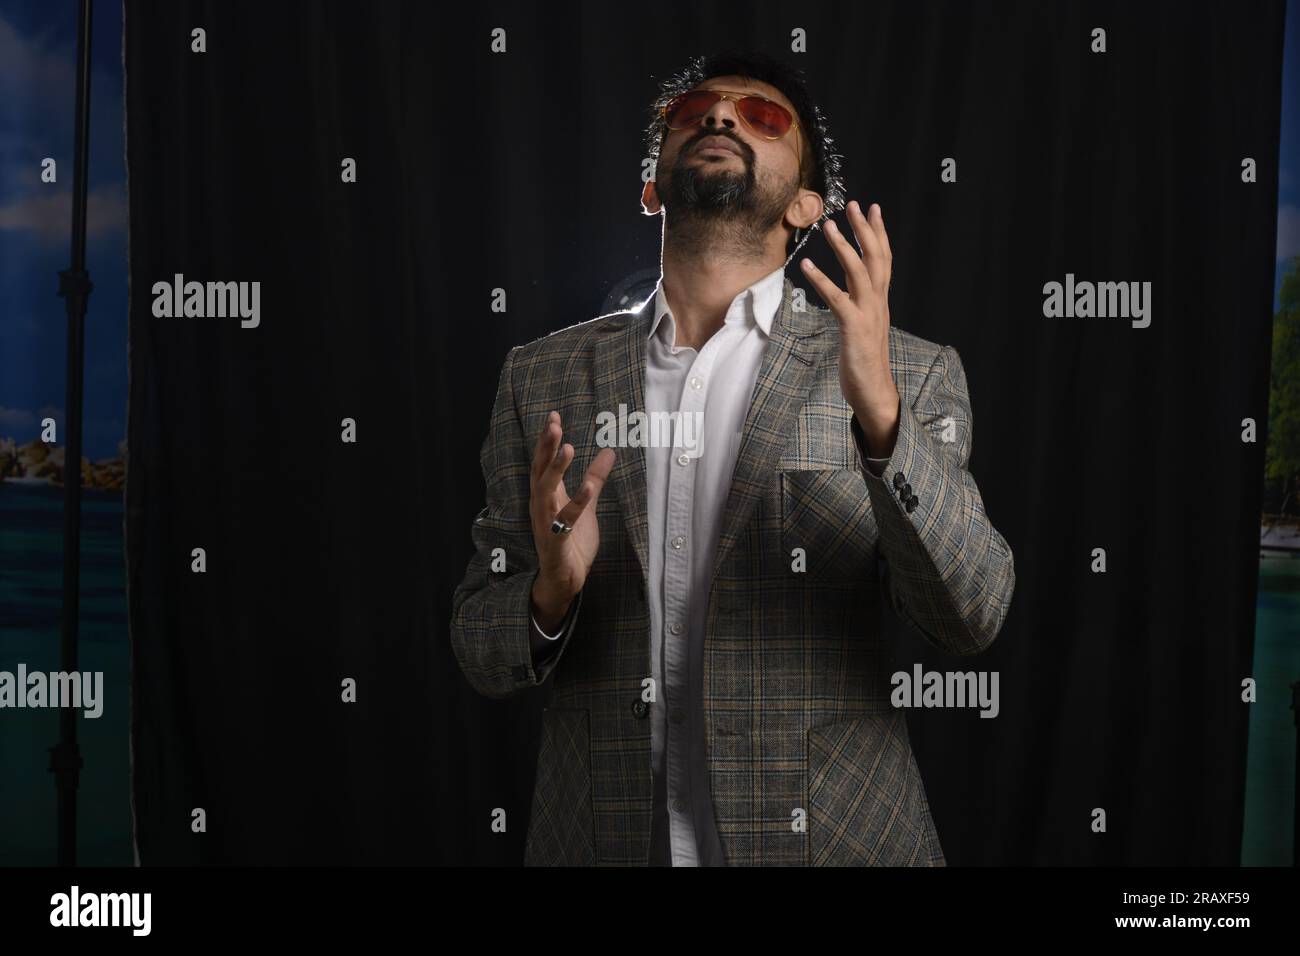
647, 265, 785, 348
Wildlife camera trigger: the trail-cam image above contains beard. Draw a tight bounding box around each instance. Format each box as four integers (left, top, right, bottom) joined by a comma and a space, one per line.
657, 137, 799, 262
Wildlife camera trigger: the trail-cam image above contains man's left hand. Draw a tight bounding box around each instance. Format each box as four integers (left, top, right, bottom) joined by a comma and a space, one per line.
799, 200, 900, 458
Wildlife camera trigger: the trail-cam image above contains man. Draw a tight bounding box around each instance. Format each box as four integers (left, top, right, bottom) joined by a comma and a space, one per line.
450, 50, 1015, 866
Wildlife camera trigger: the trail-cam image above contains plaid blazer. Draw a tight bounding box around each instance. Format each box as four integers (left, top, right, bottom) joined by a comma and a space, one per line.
450, 275, 1015, 866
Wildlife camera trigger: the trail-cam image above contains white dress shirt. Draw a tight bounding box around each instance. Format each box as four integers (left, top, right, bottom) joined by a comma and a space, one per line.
529, 266, 892, 865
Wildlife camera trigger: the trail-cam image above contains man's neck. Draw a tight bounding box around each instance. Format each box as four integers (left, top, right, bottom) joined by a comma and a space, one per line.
659, 247, 783, 351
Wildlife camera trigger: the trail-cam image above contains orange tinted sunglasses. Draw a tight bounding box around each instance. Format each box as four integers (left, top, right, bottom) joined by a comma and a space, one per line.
662, 88, 803, 179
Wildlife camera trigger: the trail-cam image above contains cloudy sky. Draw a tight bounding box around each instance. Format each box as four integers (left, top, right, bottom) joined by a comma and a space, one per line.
1278, 4, 1300, 294
0, 4, 1297, 461
1, 3, 126, 460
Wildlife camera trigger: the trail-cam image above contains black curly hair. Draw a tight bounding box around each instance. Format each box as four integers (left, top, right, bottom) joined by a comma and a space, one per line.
643, 50, 847, 264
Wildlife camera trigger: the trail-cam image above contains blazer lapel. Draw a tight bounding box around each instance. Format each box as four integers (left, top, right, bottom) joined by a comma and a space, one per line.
592, 295, 654, 591
710, 276, 832, 584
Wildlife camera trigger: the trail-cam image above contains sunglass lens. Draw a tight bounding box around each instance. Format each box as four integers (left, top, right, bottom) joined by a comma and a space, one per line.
739, 97, 791, 138
666, 90, 717, 129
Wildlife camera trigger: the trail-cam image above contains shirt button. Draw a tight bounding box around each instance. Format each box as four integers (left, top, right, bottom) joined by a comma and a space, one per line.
672, 799, 686, 813
689, 376, 703, 390
677, 452, 690, 466
671, 535, 685, 549
671, 708, 685, 724
669, 622, 683, 635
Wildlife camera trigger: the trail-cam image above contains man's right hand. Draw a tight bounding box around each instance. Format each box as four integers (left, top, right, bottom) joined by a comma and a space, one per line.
529, 411, 616, 632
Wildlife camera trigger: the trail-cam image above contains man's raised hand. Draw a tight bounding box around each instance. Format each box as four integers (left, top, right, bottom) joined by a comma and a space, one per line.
799, 200, 901, 455
528, 411, 616, 631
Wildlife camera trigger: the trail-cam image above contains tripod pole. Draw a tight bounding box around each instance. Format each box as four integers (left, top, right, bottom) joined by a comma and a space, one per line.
50, 0, 95, 868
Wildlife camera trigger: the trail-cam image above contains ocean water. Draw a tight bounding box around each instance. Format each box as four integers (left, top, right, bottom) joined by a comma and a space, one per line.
1242, 556, 1300, 865
0, 481, 132, 865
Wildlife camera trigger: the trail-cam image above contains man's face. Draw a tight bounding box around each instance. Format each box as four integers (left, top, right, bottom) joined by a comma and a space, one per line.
649, 75, 808, 234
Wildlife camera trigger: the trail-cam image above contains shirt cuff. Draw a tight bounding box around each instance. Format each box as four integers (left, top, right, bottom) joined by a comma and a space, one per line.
863, 454, 891, 477
531, 609, 568, 641
529, 590, 581, 660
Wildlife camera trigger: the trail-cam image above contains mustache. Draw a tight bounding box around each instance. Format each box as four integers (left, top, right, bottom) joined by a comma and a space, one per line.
689, 132, 750, 158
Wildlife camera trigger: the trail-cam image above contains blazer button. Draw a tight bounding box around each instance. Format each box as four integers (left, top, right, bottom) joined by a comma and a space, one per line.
631, 699, 649, 719
892, 472, 907, 490
905, 497, 918, 514
901, 483, 913, 498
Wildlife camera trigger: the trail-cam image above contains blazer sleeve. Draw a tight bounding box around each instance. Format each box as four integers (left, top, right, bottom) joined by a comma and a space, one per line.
852, 344, 1015, 656
449, 346, 583, 697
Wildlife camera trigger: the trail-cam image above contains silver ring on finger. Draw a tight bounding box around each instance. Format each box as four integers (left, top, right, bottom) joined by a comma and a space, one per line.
550, 518, 574, 535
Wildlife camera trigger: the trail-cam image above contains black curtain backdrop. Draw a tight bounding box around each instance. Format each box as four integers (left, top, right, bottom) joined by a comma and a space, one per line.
123, 0, 1285, 864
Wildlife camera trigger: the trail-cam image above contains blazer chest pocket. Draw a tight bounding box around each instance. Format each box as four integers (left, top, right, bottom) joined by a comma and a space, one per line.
781, 468, 878, 581
524, 708, 595, 866
806, 711, 941, 866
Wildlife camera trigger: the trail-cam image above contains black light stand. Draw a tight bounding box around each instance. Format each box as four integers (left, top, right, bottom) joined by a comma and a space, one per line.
50, 0, 95, 868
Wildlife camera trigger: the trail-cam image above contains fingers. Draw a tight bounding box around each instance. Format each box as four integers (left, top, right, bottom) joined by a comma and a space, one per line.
541, 443, 575, 508
847, 201, 890, 292
814, 201, 893, 302
532, 411, 574, 513
553, 447, 616, 527
530, 413, 616, 532
867, 202, 892, 260
799, 256, 849, 314
823, 217, 873, 298
852, 199, 894, 290
531, 411, 562, 483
